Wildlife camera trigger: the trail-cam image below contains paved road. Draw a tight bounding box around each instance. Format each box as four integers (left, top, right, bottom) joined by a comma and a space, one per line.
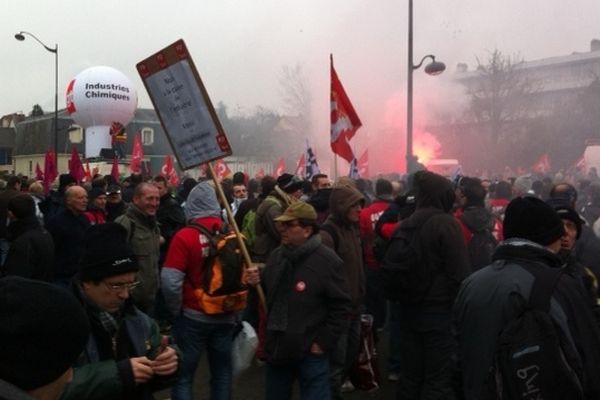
157, 330, 397, 399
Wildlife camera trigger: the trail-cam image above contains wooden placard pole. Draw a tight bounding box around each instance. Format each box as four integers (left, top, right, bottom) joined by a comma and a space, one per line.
207, 161, 266, 313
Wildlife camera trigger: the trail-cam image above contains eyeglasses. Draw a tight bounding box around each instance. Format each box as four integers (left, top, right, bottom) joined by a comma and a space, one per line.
103, 280, 140, 292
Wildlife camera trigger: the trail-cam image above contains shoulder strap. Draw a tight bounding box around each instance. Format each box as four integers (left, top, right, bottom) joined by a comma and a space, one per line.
186, 222, 217, 257
321, 223, 340, 253
522, 264, 564, 312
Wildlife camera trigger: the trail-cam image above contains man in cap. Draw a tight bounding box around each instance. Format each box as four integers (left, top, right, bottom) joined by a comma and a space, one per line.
0, 276, 90, 400
262, 201, 351, 400
83, 187, 108, 225
62, 223, 178, 400
105, 184, 126, 221
454, 196, 600, 399
254, 173, 303, 262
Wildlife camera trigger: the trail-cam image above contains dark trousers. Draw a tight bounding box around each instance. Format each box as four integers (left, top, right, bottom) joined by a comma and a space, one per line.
329, 315, 361, 400
365, 267, 388, 332
396, 308, 457, 400
266, 353, 331, 400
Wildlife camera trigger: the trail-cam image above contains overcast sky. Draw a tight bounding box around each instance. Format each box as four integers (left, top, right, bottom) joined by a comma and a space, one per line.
4, 1, 600, 172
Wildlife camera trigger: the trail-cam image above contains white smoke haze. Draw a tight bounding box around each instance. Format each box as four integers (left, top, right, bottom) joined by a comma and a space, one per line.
3, 0, 600, 174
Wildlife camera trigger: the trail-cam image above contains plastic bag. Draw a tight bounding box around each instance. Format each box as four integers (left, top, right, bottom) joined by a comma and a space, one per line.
232, 321, 258, 376
348, 314, 381, 391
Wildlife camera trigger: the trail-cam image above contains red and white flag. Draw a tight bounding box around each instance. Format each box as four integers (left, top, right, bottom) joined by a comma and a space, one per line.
330, 54, 361, 163
357, 149, 369, 177
130, 132, 144, 174
255, 167, 265, 179
43, 150, 57, 193
83, 162, 92, 182
295, 154, 305, 178
274, 158, 285, 177
532, 153, 551, 174
68, 146, 85, 183
160, 155, 179, 186
213, 158, 231, 181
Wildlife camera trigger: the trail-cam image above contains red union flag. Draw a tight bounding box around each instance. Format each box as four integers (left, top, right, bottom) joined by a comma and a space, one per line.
68, 146, 85, 183
330, 54, 362, 163
35, 162, 44, 181
357, 149, 368, 177
532, 153, 551, 174
111, 155, 120, 182
160, 155, 179, 186
274, 158, 285, 177
255, 167, 265, 179
130, 132, 143, 173
213, 159, 231, 181
43, 150, 57, 193
295, 153, 305, 177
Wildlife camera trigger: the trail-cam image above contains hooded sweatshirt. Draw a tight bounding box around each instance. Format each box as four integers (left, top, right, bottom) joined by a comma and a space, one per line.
321, 184, 365, 312
162, 181, 234, 323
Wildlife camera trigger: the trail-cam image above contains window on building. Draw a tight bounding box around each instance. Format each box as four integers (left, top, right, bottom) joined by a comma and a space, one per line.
68, 125, 83, 143
0, 148, 12, 165
141, 127, 154, 146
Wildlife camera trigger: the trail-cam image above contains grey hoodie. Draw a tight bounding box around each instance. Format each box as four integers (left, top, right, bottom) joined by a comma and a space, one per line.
184, 181, 221, 221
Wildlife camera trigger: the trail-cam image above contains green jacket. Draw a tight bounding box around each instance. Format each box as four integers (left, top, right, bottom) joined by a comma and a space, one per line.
115, 205, 161, 311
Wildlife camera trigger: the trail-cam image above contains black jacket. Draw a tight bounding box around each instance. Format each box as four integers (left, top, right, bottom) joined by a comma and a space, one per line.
262, 242, 351, 365
46, 209, 90, 279
2, 216, 54, 281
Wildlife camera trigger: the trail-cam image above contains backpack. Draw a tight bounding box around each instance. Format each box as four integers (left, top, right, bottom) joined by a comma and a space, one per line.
380, 212, 440, 304
489, 265, 584, 400
465, 227, 498, 271
187, 222, 249, 314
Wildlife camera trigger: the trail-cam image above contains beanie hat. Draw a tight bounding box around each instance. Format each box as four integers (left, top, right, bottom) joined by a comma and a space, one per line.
79, 223, 139, 281
8, 194, 35, 219
546, 198, 585, 239
59, 173, 77, 192
277, 173, 303, 194
88, 187, 107, 202
504, 196, 565, 246
0, 277, 90, 390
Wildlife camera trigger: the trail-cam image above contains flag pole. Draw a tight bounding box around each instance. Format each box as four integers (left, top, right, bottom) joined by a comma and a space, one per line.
207, 161, 266, 313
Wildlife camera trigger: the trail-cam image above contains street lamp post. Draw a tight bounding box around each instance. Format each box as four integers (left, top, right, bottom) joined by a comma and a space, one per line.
406, 0, 445, 174
15, 31, 59, 166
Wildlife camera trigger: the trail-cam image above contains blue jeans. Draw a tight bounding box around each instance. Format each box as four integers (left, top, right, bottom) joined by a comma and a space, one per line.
266, 353, 331, 400
171, 315, 235, 400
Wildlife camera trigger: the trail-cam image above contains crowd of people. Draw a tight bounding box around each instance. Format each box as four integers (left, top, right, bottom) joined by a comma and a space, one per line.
1, 166, 600, 400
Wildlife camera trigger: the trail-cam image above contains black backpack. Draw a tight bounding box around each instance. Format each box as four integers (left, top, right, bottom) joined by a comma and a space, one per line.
380, 212, 440, 304
465, 226, 497, 271
489, 265, 584, 400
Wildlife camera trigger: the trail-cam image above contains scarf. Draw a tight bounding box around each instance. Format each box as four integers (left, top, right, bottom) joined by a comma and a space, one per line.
267, 234, 322, 331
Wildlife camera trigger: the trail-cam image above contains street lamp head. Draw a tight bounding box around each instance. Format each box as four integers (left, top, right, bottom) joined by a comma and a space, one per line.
424, 60, 446, 76
14, 32, 25, 41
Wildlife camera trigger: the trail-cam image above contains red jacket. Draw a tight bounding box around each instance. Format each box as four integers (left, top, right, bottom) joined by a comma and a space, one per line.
359, 199, 391, 269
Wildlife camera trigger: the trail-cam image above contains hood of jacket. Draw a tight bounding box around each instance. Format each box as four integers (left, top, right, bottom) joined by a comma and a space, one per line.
184, 181, 221, 221
492, 238, 563, 269
460, 206, 494, 232
414, 171, 455, 212
328, 184, 364, 224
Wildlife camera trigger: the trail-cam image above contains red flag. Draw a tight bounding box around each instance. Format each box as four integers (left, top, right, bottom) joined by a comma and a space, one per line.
83, 162, 92, 182
43, 150, 57, 193
255, 168, 265, 179
357, 149, 369, 177
111, 155, 120, 182
532, 153, 551, 174
330, 54, 361, 162
213, 159, 231, 180
295, 154, 305, 177
160, 155, 179, 186
130, 132, 144, 173
274, 158, 285, 177
34, 162, 44, 181
68, 146, 85, 182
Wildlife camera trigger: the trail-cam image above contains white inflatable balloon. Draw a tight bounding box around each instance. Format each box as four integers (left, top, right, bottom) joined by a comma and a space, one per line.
66, 66, 138, 157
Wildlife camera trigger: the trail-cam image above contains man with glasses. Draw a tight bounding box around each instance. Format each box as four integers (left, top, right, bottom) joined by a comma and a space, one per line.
62, 223, 178, 400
